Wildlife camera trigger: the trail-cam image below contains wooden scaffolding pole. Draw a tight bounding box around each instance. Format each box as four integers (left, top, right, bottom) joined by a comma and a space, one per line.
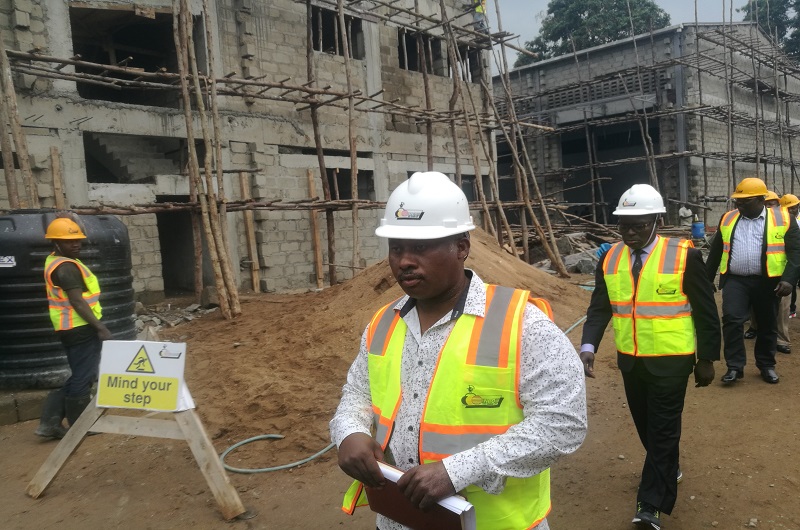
0, 93, 19, 210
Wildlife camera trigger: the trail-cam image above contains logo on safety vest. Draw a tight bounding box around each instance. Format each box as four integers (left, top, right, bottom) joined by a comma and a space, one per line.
394, 202, 425, 221
656, 284, 677, 295
461, 385, 504, 408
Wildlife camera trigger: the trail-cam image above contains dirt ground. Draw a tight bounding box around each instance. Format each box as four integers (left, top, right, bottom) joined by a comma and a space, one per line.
2, 229, 800, 529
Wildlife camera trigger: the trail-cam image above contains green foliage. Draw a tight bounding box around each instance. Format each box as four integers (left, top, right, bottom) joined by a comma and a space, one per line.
739, 0, 800, 58
514, 0, 671, 68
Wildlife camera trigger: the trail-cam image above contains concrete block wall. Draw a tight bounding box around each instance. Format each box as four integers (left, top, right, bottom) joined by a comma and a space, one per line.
120, 214, 164, 300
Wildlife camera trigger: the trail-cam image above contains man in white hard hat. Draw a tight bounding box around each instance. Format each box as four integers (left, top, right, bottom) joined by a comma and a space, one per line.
580, 184, 720, 530
330, 171, 587, 530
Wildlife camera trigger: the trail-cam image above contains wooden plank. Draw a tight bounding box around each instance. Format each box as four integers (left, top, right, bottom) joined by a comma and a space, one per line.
90, 415, 186, 440
174, 409, 246, 520
50, 146, 66, 209
307, 169, 324, 289
26, 399, 106, 498
239, 171, 261, 293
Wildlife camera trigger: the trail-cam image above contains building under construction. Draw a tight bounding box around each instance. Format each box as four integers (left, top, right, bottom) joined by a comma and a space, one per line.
497, 21, 800, 229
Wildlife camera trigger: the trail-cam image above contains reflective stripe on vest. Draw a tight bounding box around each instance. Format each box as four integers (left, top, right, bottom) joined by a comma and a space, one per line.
44, 254, 103, 331
341, 285, 552, 528
602, 237, 695, 356
719, 207, 789, 278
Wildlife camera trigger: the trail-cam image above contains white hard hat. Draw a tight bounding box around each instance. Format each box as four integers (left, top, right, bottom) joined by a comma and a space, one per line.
375, 171, 475, 239
613, 184, 666, 216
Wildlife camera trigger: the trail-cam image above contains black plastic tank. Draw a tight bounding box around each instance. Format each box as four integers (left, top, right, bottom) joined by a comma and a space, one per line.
0, 212, 136, 389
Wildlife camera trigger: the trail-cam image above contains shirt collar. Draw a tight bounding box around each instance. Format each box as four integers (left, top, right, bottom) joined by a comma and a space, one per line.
740, 207, 766, 220
396, 269, 484, 320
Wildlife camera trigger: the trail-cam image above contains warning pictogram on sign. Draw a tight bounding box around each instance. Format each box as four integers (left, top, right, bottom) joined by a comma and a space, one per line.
126, 345, 155, 374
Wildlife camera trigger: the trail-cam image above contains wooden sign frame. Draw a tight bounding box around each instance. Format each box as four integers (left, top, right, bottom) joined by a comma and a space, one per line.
26, 395, 247, 521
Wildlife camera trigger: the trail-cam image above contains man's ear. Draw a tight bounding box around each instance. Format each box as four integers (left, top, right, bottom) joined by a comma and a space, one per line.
457, 237, 471, 261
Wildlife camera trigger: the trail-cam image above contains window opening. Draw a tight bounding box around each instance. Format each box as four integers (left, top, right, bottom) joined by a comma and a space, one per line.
311, 6, 365, 59
327, 169, 375, 200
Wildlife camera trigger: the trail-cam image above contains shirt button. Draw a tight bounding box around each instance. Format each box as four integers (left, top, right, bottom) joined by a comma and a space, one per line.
408, 426, 414, 431
408, 458, 414, 463
413, 393, 419, 398
418, 360, 423, 366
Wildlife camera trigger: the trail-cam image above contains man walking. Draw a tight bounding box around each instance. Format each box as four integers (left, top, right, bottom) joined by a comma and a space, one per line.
35, 216, 112, 439
331, 171, 587, 529
706, 178, 800, 384
580, 184, 720, 530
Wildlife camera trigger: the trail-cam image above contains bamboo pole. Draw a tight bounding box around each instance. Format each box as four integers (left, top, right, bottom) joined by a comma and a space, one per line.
307, 0, 336, 286
307, 169, 324, 289
50, 146, 66, 209
0, 98, 19, 209
239, 172, 261, 293
0, 29, 37, 208
173, 0, 231, 319
182, 0, 240, 316
189, 163, 203, 304
336, 0, 360, 274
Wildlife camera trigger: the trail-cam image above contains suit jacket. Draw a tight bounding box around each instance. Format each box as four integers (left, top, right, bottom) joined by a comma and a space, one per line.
705, 208, 800, 289
581, 243, 721, 377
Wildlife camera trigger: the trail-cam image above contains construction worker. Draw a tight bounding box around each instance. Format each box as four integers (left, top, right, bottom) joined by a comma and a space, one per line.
678, 203, 694, 228
35, 216, 112, 439
782, 193, 800, 320
706, 177, 800, 384
331, 171, 587, 530
743, 190, 782, 340
580, 184, 721, 529
471, 0, 489, 34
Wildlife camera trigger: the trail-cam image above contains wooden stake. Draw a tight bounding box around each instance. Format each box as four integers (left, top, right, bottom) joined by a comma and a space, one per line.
239, 171, 261, 293
307, 169, 324, 289
0, 97, 19, 209
50, 146, 66, 209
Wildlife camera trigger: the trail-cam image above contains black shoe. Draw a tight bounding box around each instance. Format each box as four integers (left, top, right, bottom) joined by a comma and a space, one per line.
632, 502, 661, 529
777, 344, 791, 354
721, 368, 744, 384
744, 329, 757, 339
760, 368, 779, 384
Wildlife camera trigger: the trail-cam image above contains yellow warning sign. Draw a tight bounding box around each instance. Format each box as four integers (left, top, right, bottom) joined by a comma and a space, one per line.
97, 375, 179, 410
126, 345, 155, 374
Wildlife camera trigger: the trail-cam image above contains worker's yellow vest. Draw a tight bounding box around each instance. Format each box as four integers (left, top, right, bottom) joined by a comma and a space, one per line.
44, 254, 102, 331
342, 285, 552, 529
718, 206, 789, 277
602, 237, 695, 356
474, 0, 486, 14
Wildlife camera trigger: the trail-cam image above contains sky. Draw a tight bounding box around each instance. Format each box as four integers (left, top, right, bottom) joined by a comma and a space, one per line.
487, 0, 753, 68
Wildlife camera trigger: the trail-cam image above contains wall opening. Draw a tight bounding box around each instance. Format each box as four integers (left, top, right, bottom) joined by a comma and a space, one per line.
327, 169, 375, 200
155, 196, 204, 295
398, 29, 447, 77
311, 6, 365, 59
83, 133, 185, 184
69, 7, 205, 107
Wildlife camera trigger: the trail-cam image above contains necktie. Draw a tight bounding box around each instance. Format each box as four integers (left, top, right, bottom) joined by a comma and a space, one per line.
631, 249, 644, 284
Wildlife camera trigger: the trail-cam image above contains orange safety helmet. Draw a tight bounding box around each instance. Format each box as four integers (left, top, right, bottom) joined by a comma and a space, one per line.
731, 177, 768, 199
45, 217, 87, 240
780, 193, 800, 208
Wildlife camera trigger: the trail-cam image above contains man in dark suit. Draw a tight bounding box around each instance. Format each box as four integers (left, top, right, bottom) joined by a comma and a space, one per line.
706, 177, 800, 385
580, 184, 720, 530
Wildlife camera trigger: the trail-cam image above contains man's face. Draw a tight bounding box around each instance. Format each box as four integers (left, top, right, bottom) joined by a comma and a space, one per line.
55, 239, 82, 259
735, 196, 765, 218
789, 204, 800, 217
387, 235, 469, 301
617, 215, 657, 250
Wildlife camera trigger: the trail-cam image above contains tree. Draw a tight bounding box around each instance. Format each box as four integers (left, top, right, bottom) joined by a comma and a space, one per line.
514, 0, 671, 68
738, 0, 800, 58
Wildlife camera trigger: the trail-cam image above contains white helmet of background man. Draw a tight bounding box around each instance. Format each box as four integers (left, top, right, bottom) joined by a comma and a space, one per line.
375, 171, 476, 239
613, 184, 666, 216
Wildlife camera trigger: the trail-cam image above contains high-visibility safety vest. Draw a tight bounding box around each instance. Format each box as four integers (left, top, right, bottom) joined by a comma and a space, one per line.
474, 0, 486, 13
44, 254, 102, 331
342, 285, 552, 529
718, 206, 789, 278
602, 237, 695, 356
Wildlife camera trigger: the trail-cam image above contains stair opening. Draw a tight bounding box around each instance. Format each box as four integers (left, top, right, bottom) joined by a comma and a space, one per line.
83, 132, 184, 184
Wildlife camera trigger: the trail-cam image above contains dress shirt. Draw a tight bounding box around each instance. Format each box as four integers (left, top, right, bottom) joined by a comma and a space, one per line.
728, 207, 765, 276
678, 207, 693, 227
581, 237, 658, 354
330, 270, 588, 530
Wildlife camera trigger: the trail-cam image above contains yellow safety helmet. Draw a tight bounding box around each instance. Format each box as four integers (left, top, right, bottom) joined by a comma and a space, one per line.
765, 190, 780, 202
780, 193, 800, 208
45, 217, 87, 240
731, 177, 768, 199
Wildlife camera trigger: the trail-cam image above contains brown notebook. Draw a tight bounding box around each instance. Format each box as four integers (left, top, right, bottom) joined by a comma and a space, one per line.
365, 462, 476, 530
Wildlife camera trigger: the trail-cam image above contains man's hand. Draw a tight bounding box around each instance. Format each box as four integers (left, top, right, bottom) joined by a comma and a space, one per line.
337, 433, 386, 488
694, 359, 715, 387
579, 350, 595, 378
96, 325, 112, 341
775, 280, 793, 297
396, 461, 456, 510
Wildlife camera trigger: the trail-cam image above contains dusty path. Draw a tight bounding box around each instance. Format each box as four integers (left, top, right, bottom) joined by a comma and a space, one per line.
1, 230, 799, 529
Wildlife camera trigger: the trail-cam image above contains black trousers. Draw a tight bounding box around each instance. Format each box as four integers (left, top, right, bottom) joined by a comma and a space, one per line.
622, 359, 688, 515
721, 274, 779, 370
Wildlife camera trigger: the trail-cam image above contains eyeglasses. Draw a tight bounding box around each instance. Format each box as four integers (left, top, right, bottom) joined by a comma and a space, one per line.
617, 221, 653, 232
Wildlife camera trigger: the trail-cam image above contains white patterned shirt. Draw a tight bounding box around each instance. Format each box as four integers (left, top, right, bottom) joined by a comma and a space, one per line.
728, 207, 766, 276
330, 271, 588, 530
